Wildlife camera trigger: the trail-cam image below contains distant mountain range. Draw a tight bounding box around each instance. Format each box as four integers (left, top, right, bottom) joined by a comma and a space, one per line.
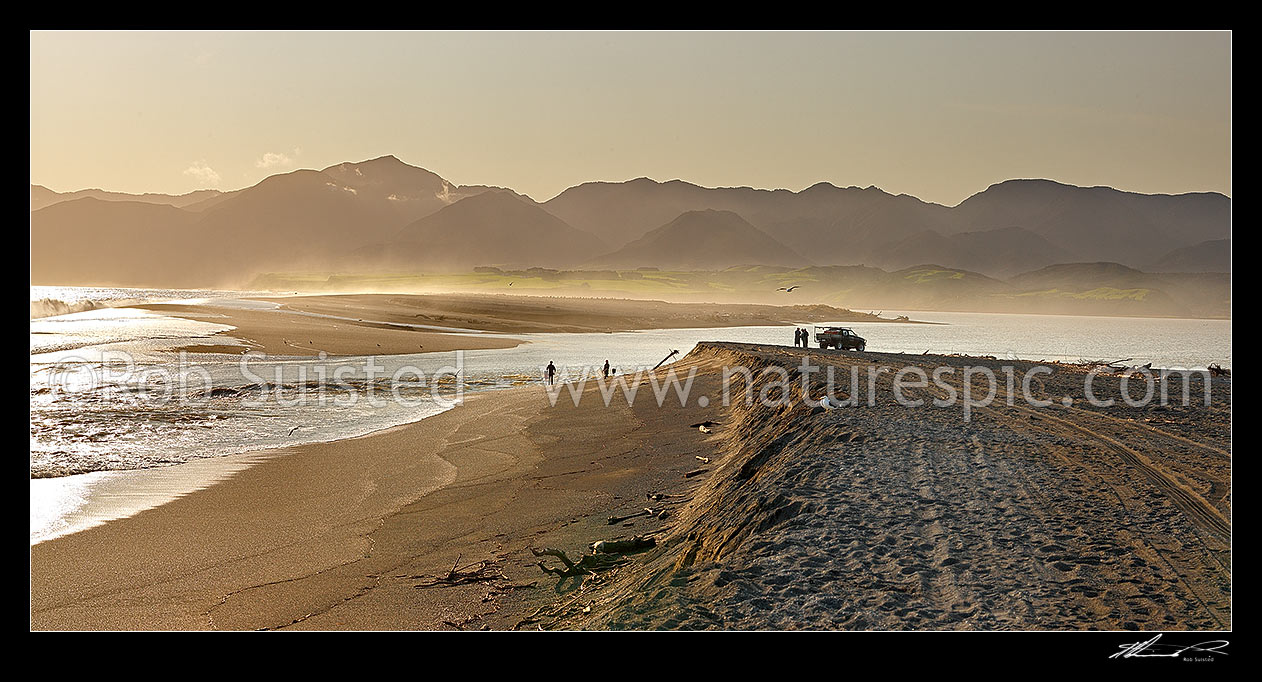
544, 176, 1230, 274
31, 155, 1231, 291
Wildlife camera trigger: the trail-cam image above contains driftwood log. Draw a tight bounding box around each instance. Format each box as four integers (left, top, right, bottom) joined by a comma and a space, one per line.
531, 534, 657, 578
530, 547, 628, 577
607, 507, 667, 525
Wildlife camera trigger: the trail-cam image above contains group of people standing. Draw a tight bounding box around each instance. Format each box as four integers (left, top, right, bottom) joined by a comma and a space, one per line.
793, 327, 812, 348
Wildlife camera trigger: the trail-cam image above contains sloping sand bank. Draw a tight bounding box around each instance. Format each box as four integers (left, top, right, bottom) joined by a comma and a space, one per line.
570, 344, 1231, 630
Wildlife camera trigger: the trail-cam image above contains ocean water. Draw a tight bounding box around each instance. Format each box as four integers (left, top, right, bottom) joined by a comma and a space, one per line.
30, 285, 276, 319
29, 288, 1231, 542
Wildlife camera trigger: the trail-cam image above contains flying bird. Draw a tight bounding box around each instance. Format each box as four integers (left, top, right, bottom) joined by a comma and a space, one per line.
777, 286, 800, 292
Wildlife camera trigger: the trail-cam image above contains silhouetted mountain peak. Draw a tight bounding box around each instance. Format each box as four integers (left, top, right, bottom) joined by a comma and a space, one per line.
250, 169, 335, 192
802, 181, 839, 192
323, 155, 444, 184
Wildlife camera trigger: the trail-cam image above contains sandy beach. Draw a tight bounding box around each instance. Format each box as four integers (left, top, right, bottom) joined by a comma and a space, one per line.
30, 27, 1233, 644
31, 366, 722, 629
31, 336, 1230, 630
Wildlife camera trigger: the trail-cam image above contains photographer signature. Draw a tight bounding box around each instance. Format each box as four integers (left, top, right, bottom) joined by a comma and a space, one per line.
1110, 634, 1229, 659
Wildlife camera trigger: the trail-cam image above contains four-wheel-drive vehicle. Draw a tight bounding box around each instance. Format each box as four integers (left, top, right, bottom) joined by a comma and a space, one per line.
815, 326, 866, 351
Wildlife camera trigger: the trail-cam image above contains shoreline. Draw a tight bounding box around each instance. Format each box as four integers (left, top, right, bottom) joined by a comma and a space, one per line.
31, 451, 280, 545
28, 402, 461, 544
32, 344, 1230, 630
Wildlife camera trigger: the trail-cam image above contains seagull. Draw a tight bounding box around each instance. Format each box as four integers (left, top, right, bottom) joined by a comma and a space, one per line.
508, 282, 514, 287
288, 426, 300, 436
777, 286, 800, 292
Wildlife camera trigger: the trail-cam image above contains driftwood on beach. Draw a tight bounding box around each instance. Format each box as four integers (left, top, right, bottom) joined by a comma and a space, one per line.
412, 555, 507, 589
531, 533, 657, 578
607, 507, 668, 525
531, 547, 628, 577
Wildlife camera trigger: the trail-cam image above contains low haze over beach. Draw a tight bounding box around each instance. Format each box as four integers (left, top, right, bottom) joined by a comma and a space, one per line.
30, 30, 1230, 648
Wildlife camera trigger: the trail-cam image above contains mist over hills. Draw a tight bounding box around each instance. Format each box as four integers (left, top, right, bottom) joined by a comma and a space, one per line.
30, 156, 1231, 316
251, 261, 1230, 319
545, 176, 1230, 272
869, 226, 1076, 278
31, 198, 201, 285
30, 185, 223, 212
31, 156, 509, 286
364, 190, 608, 270
1146, 239, 1230, 273
948, 179, 1231, 266
588, 209, 809, 270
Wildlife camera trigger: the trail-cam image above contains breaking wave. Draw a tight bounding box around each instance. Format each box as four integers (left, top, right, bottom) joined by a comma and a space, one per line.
31, 297, 111, 319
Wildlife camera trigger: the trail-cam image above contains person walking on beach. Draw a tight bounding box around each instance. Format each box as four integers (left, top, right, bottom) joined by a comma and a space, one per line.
603, 359, 610, 379
546, 361, 556, 385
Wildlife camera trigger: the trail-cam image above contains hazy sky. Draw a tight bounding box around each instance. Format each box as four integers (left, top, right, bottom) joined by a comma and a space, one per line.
30, 31, 1231, 205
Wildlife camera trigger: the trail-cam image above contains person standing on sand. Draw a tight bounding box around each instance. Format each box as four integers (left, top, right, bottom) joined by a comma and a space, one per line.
793, 328, 801, 347
603, 360, 610, 379
546, 361, 556, 385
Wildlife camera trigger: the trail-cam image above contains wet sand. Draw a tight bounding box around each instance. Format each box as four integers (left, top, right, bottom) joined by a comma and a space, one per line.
134, 301, 521, 357
31, 375, 720, 629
